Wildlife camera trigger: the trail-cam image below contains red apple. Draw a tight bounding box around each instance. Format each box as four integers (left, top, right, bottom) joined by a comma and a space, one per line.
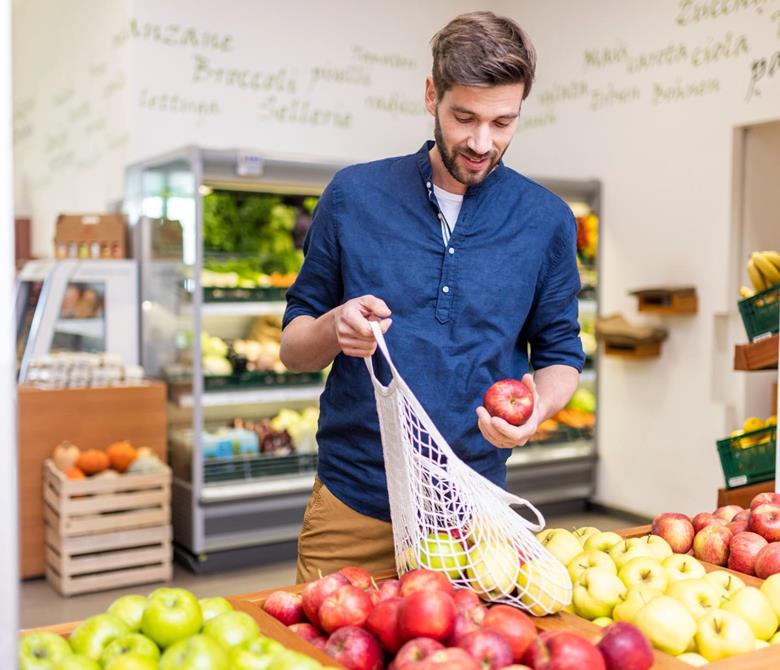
453, 588, 482, 614
692, 512, 726, 533
734, 509, 752, 523
370, 579, 401, 605
692, 525, 733, 566
750, 492, 780, 510
483, 379, 535, 427
263, 590, 305, 626
749, 504, 780, 542
451, 605, 486, 645
289, 622, 324, 643
302, 573, 350, 628
727, 519, 749, 535
324, 626, 384, 670
393, 638, 445, 668
597, 622, 653, 670
365, 597, 403, 654
728, 531, 768, 575
523, 631, 606, 670
651, 513, 695, 554
417, 648, 480, 670
483, 604, 537, 662
755, 542, 780, 578
319, 584, 373, 633
311, 636, 328, 651
340, 566, 373, 590
458, 629, 513, 670
714, 505, 744, 522
399, 569, 454, 598
398, 590, 456, 643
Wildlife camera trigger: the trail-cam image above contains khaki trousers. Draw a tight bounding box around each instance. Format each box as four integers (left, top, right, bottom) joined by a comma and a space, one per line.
296, 477, 396, 583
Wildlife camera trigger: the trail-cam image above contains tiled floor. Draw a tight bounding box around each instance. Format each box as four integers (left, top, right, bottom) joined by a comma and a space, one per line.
20, 512, 628, 629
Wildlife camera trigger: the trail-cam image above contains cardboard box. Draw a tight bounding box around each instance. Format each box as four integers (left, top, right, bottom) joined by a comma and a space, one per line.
54, 213, 127, 259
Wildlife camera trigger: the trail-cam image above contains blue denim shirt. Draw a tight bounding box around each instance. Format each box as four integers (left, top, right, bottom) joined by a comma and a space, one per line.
284, 141, 585, 521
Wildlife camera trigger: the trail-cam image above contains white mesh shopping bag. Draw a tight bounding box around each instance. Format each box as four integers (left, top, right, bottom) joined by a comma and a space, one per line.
364, 321, 572, 615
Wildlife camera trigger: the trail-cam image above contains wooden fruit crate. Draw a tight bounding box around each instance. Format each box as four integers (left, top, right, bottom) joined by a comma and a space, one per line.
43, 459, 172, 596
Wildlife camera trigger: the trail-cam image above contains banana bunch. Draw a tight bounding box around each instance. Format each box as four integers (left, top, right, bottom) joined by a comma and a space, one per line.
741, 250, 780, 298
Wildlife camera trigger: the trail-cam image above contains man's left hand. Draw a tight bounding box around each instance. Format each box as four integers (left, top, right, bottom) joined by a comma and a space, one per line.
476, 373, 541, 449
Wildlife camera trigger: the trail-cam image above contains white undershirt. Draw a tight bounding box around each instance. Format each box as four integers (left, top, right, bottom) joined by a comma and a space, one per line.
433, 184, 464, 246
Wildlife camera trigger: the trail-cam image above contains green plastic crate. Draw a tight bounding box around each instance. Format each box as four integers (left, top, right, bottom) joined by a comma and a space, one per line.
738, 284, 780, 342
716, 425, 776, 488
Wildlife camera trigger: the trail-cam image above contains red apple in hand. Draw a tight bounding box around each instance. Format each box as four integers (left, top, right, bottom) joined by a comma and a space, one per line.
263, 590, 305, 625
750, 492, 780, 510
483, 379, 535, 427
523, 631, 606, 670
289, 623, 324, 643
714, 505, 744, 522
399, 569, 454, 598
755, 542, 780, 578
693, 525, 733, 565
370, 579, 401, 605
651, 513, 695, 554
366, 597, 403, 654
597, 622, 653, 670
340, 566, 373, 590
319, 584, 373, 633
325, 626, 383, 670
458, 629, 513, 670
728, 532, 768, 575
398, 590, 456, 643
483, 604, 536, 662
302, 573, 350, 628
692, 513, 726, 533
393, 637, 445, 668
749, 504, 780, 542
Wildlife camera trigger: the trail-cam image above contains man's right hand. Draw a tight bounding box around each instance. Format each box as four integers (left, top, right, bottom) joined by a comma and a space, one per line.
334, 295, 392, 357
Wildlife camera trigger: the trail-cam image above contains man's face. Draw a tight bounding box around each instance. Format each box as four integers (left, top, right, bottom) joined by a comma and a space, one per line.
425, 79, 524, 187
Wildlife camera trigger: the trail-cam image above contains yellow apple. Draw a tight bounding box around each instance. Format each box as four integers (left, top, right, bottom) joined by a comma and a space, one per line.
572, 526, 600, 545
760, 573, 780, 623
466, 541, 519, 599
517, 559, 571, 616
567, 550, 616, 583
592, 616, 613, 627
770, 631, 780, 645
704, 570, 745, 600
631, 535, 673, 561
634, 596, 697, 656
572, 568, 627, 620
541, 529, 584, 567
663, 554, 706, 584
755, 640, 770, 649
612, 585, 663, 623
695, 610, 755, 661
722, 586, 778, 641
676, 652, 709, 666
418, 532, 468, 579
667, 578, 723, 620
536, 529, 555, 543
618, 557, 668, 592
584, 531, 624, 553
608, 540, 654, 570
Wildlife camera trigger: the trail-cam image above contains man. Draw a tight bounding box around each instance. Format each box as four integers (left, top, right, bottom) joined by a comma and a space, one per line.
280, 11, 584, 582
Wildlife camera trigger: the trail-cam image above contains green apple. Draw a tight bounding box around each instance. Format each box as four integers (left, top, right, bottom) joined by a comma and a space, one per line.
612, 585, 663, 623
663, 554, 706, 584
159, 635, 228, 670
771, 631, 780, 644
69, 614, 130, 660
418, 532, 468, 579
108, 595, 147, 632
229, 636, 285, 670
584, 531, 624, 553
704, 570, 745, 599
517, 558, 572, 616
618, 556, 668, 592
199, 597, 233, 624
634, 595, 697, 656
541, 529, 583, 566
760, 573, 780, 623
608, 540, 654, 570
19, 631, 72, 670
667, 578, 723, 620
100, 634, 160, 667
203, 611, 260, 650
722, 586, 778, 641
105, 656, 158, 670
631, 535, 673, 561
592, 616, 613, 627
676, 652, 709, 666
266, 650, 320, 670
572, 526, 600, 545
53, 656, 100, 670
467, 541, 520, 598
572, 567, 627, 620
695, 609, 755, 661
142, 588, 203, 648
567, 549, 616, 582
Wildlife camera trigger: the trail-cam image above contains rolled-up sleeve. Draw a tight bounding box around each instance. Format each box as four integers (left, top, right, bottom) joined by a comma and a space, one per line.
525, 210, 586, 372
282, 181, 344, 329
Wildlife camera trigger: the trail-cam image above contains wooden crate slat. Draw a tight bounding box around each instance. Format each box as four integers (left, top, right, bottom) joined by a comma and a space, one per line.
43, 484, 64, 516
59, 506, 169, 537
53, 563, 172, 597
47, 543, 170, 576
47, 524, 171, 554
45, 460, 171, 496
62, 487, 168, 516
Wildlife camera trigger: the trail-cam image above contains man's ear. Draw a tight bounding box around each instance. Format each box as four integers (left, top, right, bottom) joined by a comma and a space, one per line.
424, 76, 438, 117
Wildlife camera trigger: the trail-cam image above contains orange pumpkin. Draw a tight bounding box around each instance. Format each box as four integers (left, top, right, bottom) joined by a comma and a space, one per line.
64, 466, 86, 480
106, 441, 138, 473
76, 449, 109, 475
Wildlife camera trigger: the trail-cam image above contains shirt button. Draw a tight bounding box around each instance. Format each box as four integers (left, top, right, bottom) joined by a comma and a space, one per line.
426, 181, 432, 188
448, 247, 455, 255
442, 286, 450, 294
437, 213, 443, 220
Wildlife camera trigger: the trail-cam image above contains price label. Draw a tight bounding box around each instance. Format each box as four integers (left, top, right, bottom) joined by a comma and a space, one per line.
236, 150, 264, 177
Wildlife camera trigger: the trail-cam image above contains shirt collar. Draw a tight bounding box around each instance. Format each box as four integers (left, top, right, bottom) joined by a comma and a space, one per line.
415, 140, 506, 197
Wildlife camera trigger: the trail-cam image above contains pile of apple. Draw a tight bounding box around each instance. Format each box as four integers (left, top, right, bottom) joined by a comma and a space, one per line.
263, 565, 656, 670
652, 492, 780, 578
538, 524, 780, 664
19, 587, 325, 670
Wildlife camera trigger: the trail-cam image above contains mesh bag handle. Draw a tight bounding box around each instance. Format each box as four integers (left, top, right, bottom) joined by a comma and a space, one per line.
363, 320, 572, 614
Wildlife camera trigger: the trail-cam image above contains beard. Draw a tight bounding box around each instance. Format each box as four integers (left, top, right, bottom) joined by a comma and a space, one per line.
433, 113, 506, 187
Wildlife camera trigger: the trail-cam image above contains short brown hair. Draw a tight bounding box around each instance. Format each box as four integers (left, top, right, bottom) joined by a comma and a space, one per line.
431, 11, 536, 100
